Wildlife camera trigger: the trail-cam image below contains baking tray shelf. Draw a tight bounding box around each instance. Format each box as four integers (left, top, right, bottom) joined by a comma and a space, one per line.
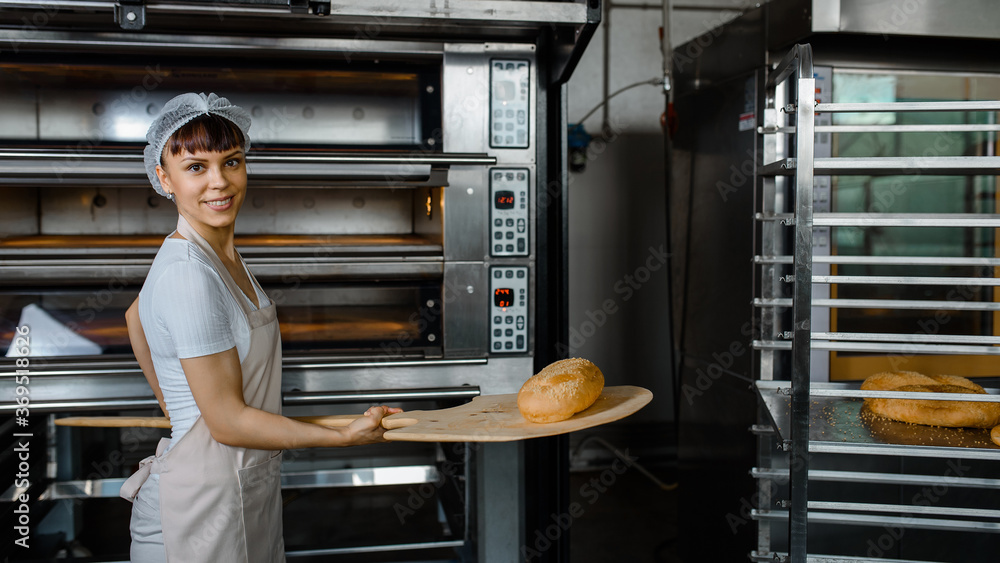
756, 380, 1000, 461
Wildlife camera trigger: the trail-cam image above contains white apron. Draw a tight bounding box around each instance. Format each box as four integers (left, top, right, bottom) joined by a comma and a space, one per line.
122, 214, 286, 563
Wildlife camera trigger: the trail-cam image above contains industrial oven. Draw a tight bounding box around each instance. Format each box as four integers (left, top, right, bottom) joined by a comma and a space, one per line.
669, 1, 1000, 562
0, 1, 599, 561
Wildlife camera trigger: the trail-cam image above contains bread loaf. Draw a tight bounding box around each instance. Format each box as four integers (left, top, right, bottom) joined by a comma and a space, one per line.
517, 358, 604, 423
862, 371, 1000, 429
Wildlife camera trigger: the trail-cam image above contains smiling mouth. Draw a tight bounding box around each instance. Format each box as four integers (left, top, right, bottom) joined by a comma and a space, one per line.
205, 197, 233, 208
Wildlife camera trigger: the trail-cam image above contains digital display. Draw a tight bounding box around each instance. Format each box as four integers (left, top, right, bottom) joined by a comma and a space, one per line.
495, 190, 515, 210
494, 288, 513, 308
494, 80, 516, 102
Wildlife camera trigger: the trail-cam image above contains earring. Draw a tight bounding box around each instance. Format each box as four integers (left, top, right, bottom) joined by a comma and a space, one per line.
166, 192, 175, 201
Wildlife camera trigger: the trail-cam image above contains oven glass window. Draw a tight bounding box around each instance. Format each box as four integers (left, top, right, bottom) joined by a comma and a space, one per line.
828, 70, 1000, 379
0, 282, 442, 358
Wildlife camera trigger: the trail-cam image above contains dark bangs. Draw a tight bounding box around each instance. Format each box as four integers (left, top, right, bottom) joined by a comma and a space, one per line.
164, 114, 245, 160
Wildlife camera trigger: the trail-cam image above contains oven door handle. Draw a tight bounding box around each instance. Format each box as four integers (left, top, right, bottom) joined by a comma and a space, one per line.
0, 150, 496, 185
282, 387, 481, 405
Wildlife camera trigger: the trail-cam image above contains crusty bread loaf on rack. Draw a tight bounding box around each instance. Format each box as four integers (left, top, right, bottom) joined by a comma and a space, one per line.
861, 371, 1000, 446
517, 358, 604, 423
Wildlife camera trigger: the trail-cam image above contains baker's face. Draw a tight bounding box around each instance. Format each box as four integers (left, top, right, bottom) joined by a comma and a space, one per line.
156, 147, 247, 232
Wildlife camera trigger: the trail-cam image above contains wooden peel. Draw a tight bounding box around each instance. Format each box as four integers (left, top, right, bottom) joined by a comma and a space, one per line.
54, 385, 653, 442
55, 414, 360, 429
380, 385, 652, 442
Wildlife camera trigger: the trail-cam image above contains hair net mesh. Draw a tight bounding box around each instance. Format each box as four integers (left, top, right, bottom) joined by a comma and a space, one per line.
143, 92, 252, 197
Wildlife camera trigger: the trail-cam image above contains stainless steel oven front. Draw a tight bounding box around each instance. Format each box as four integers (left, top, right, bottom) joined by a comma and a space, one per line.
0, 2, 599, 560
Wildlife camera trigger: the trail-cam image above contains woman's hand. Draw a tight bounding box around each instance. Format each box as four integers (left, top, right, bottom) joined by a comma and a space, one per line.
345, 406, 404, 446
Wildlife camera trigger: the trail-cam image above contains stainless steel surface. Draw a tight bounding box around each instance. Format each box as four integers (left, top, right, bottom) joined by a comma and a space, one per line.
477, 441, 524, 562
756, 380, 1000, 461
286, 541, 466, 558
0, 1, 595, 557
441, 262, 491, 358
767, 123, 1000, 134
283, 387, 480, 405
0, 397, 159, 413
758, 255, 1000, 266
753, 553, 947, 563
812, 275, 1000, 286
0, 0, 592, 26
762, 156, 1000, 176
751, 467, 1000, 489
757, 213, 1000, 227
809, 501, 1000, 520
815, 101, 1000, 112
753, 509, 1000, 533
811, 332, 1000, 345
755, 340, 1000, 355
676, 5, 1000, 560
786, 44, 815, 563
2, 465, 439, 501
755, 297, 1000, 311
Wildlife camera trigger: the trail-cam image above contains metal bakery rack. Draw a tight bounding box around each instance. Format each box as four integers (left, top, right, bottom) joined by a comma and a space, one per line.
751, 44, 1000, 562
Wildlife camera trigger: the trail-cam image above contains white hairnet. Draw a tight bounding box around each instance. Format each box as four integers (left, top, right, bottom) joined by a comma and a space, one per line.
143, 92, 252, 197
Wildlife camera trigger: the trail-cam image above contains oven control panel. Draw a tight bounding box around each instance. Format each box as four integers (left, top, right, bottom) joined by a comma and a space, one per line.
490, 59, 530, 149
490, 266, 528, 353
490, 168, 529, 257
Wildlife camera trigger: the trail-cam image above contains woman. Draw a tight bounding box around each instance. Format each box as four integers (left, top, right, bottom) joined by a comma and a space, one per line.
120, 93, 401, 562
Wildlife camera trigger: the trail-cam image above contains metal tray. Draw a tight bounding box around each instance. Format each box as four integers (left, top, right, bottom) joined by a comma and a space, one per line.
756, 380, 1000, 460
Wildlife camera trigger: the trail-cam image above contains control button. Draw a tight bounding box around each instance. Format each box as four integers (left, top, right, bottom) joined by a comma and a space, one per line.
506, 135, 513, 145
494, 110, 503, 118
516, 316, 525, 329
518, 288, 525, 293
517, 239, 525, 252
494, 171, 502, 180
520, 204, 526, 209
517, 172, 526, 181
516, 270, 525, 279
517, 131, 526, 144
494, 244, 502, 253
494, 342, 502, 350
494, 135, 502, 144
505, 341, 513, 350
516, 335, 524, 348
494, 270, 502, 279
506, 232, 514, 240
506, 244, 514, 252
517, 110, 525, 125
494, 316, 502, 323
505, 316, 513, 324
506, 172, 514, 181
517, 218, 526, 233
494, 122, 503, 131
494, 329, 502, 337
505, 270, 514, 279
494, 232, 502, 240
506, 109, 514, 118
505, 328, 513, 337
506, 63, 514, 70
494, 218, 502, 227
505, 123, 514, 131
506, 218, 514, 227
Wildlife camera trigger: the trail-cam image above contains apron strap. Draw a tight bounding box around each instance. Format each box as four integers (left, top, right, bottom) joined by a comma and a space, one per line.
175, 214, 265, 318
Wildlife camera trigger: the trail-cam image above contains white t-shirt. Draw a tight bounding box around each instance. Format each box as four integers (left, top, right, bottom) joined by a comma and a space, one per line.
137, 236, 270, 446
